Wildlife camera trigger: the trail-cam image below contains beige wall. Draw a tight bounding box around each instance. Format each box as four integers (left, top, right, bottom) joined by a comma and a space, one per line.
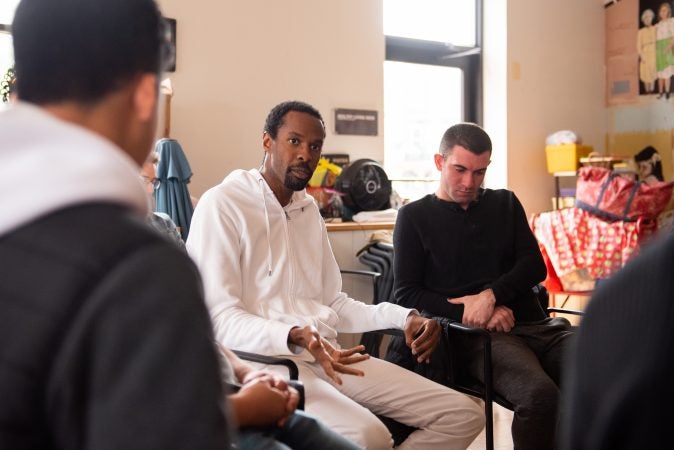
505, 0, 606, 214
158, 0, 607, 215
157, 0, 385, 197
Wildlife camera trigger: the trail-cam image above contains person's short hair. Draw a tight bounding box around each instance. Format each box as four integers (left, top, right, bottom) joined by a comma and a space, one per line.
642, 8, 655, 23
439, 122, 492, 156
263, 101, 325, 139
12, 0, 173, 104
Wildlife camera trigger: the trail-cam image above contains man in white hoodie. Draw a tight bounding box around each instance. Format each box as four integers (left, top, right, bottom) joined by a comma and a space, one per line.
187, 100, 485, 449
0, 0, 232, 448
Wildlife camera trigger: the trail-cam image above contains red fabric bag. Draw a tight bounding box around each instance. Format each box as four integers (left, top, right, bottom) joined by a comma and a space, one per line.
575, 166, 673, 221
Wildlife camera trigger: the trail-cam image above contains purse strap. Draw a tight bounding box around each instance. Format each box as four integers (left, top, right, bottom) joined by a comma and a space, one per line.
595, 171, 641, 220
594, 171, 618, 209
622, 179, 642, 218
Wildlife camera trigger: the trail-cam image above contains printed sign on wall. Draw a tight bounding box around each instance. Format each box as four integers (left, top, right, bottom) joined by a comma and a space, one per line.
334, 108, 378, 136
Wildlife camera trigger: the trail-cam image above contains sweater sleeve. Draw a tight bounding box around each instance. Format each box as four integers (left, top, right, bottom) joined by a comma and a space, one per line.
485, 193, 547, 306
47, 244, 233, 450
392, 205, 464, 321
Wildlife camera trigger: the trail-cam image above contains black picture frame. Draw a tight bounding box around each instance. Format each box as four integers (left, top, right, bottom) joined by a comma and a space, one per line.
165, 18, 176, 72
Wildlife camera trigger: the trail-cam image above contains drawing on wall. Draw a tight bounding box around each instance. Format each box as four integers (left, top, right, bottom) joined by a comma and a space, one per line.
605, 0, 674, 101
636, 1, 674, 97
638, 8, 657, 95
606, 0, 674, 181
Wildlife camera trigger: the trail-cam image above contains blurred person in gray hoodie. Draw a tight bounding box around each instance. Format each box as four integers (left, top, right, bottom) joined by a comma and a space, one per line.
0, 0, 232, 448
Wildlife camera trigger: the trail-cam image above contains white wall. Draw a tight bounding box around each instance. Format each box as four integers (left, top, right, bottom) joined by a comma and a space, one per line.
157, 0, 385, 197
504, 0, 606, 214
483, 0, 509, 191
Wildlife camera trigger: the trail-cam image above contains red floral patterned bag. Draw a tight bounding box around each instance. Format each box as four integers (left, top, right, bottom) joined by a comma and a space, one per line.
575, 166, 673, 222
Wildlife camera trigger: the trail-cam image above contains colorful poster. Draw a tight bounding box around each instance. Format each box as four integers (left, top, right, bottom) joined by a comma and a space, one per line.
606, 0, 674, 180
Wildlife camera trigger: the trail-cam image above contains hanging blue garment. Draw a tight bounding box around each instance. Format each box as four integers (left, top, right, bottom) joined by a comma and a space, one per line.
154, 138, 194, 240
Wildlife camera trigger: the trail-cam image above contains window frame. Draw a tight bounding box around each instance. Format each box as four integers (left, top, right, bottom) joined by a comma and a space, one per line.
384, 0, 483, 124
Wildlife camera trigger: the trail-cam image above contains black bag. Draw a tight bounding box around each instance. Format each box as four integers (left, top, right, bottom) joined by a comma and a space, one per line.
335, 158, 392, 213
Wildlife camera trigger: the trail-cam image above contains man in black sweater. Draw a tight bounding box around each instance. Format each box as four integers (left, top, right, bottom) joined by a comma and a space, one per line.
392, 122, 573, 450
0, 0, 232, 448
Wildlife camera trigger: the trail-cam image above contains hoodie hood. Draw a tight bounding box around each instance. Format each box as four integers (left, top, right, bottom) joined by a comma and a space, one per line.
0, 103, 148, 236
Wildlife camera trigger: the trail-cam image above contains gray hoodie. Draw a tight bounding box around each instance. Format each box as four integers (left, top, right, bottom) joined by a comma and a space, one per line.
0, 102, 147, 237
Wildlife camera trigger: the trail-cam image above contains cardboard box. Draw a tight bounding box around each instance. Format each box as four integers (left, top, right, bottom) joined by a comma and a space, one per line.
545, 144, 593, 173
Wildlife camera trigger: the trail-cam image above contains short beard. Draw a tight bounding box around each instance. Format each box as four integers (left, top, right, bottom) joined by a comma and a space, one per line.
283, 163, 313, 191
284, 173, 310, 191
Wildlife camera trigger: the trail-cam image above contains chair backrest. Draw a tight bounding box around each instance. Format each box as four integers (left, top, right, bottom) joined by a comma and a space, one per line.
368, 244, 394, 301
358, 246, 394, 305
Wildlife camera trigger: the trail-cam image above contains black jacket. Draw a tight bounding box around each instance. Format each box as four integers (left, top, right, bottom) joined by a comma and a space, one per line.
562, 232, 674, 450
0, 204, 231, 449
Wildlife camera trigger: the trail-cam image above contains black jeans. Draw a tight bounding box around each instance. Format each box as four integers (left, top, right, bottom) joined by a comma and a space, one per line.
456, 318, 574, 450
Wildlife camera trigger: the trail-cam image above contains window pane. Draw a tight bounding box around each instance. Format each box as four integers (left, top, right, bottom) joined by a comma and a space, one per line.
383, 0, 476, 47
384, 61, 463, 201
0, 33, 13, 84
0, 0, 18, 91
0, 0, 19, 24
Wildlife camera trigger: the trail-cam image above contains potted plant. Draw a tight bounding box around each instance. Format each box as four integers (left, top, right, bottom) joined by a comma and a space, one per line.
1, 66, 16, 103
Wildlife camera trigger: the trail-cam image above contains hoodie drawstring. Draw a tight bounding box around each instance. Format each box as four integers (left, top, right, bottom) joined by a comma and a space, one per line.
258, 177, 273, 276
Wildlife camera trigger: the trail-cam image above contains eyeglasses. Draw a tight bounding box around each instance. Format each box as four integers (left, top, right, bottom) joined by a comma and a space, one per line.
140, 175, 161, 190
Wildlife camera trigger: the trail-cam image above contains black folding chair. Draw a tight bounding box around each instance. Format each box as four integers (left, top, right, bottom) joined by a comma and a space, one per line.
342, 241, 583, 450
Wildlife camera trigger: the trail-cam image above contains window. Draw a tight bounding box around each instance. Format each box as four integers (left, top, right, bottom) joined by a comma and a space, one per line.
384, 0, 476, 46
0, 0, 19, 92
383, 0, 482, 201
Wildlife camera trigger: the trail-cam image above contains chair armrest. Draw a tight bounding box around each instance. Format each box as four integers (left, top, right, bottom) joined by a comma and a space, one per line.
373, 328, 404, 338
447, 321, 491, 337
341, 269, 384, 306
232, 350, 299, 380
231, 350, 304, 410
340, 269, 381, 279
547, 307, 584, 316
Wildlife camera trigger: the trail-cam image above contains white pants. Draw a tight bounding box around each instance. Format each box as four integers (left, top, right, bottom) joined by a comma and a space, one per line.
267, 356, 484, 450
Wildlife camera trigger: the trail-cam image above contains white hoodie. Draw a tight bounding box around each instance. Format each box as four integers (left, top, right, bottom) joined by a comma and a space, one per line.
187, 168, 412, 358
0, 103, 147, 237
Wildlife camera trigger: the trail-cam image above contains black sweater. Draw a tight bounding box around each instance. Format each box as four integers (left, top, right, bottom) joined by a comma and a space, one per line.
393, 190, 547, 323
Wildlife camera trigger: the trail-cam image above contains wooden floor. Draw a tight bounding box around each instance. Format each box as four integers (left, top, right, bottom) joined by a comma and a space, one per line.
467, 403, 515, 450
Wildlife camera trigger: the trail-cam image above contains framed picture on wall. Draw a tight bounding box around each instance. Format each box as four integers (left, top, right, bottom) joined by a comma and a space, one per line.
165, 17, 176, 72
